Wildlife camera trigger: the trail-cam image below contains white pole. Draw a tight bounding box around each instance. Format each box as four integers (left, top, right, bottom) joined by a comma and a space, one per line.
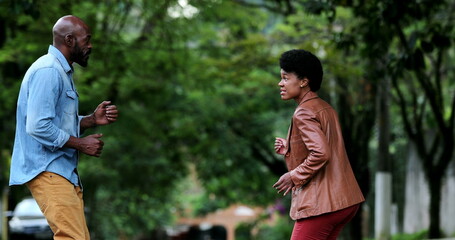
375, 171, 392, 240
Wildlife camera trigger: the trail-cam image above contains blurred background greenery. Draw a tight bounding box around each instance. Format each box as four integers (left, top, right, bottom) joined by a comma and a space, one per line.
0, 0, 454, 239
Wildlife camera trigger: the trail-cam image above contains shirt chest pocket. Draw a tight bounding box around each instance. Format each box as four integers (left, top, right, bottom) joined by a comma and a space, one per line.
63, 90, 78, 116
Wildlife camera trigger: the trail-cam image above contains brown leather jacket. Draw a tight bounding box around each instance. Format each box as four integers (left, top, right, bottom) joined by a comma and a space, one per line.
284, 91, 364, 220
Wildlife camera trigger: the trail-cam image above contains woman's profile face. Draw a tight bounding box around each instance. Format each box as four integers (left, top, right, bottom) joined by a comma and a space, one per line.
278, 69, 306, 101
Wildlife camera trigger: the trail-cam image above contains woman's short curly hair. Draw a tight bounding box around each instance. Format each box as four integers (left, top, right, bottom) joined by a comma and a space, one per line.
279, 49, 323, 92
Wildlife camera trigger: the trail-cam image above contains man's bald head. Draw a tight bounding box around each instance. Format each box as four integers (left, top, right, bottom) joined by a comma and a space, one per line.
52, 15, 89, 47
52, 15, 92, 67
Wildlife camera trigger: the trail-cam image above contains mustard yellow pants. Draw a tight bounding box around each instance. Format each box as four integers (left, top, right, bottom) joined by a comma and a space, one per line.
26, 171, 90, 240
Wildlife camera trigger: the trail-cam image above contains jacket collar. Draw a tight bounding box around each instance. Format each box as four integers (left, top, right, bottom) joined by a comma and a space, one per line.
297, 90, 319, 106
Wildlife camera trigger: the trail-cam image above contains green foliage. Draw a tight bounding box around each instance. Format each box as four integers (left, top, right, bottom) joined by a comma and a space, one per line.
234, 212, 293, 240
3, 0, 451, 239
391, 230, 428, 240
254, 216, 293, 240
279, 0, 453, 237
1, 0, 290, 238
235, 222, 257, 240
362, 230, 430, 240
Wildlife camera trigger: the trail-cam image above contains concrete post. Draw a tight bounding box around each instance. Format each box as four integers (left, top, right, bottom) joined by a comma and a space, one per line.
375, 172, 392, 240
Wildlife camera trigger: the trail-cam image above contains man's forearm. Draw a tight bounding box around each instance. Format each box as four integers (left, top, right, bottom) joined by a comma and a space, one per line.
80, 114, 97, 132
64, 135, 81, 150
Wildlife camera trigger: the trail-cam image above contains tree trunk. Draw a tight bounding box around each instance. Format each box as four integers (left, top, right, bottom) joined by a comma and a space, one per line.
335, 75, 374, 240
375, 72, 392, 240
428, 173, 442, 238
349, 211, 363, 240
1, 187, 9, 240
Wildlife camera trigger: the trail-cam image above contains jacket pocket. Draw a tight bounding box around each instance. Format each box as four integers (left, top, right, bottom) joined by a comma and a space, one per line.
292, 181, 317, 214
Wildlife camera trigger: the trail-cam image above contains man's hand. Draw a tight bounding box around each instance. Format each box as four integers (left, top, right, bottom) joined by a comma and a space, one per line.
274, 137, 287, 155
78, 133, 104, 157
65, 134, 104, 157
93, 101, 118, 126
78, 134, 104, 157
273, 172, 294, 196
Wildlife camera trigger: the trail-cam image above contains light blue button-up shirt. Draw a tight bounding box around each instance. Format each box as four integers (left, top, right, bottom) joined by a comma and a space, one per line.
10, 45, 83, 186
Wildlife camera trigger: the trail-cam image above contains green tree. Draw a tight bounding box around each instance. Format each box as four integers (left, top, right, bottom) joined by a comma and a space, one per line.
337, 1, 453, 238
1, 1, 390, 239
289, 0, 454, 238
235, 1, 376, 239
1, 0, 289, 238
0, 0, 48, 199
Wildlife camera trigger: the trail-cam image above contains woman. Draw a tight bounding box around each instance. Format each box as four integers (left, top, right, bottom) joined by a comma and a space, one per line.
273, 49, 365, 240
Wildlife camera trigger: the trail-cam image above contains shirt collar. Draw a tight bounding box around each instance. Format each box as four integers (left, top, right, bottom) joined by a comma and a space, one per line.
48, 45, 73, 74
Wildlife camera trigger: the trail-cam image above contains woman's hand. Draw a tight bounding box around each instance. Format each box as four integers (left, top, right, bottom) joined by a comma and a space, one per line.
273, 172, 294, 196
274, 137, 287, 155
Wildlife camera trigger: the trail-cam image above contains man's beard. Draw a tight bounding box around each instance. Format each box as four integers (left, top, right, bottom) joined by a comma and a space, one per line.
71, 41, 90, 67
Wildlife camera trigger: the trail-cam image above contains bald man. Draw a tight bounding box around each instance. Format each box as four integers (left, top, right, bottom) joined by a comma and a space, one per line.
10, 15, 118, 239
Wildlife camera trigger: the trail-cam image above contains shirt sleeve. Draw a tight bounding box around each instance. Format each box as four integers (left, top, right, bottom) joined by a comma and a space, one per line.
25, 68, 70, 151
289, 108, 331, 186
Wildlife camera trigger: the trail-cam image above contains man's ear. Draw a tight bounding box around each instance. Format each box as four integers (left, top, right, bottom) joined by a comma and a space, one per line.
64, 34, 74, 47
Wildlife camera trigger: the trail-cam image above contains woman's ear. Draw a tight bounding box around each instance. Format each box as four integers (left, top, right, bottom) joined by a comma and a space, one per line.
300, 78, 309, 88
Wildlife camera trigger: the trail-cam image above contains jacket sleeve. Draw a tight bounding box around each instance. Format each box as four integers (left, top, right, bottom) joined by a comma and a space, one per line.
289, 108, 330, 187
